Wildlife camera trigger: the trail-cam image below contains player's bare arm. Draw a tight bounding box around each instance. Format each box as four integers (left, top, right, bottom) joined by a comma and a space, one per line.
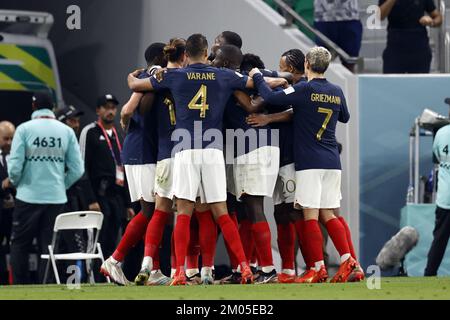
246, 109, 293, 127
127, 70, 154, 92
120, 92, 144, 130
245, 76, 288, 89
233, 90, 265, 114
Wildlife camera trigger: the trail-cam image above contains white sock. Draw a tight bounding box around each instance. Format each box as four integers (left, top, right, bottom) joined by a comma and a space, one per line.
281, 269, 295, 276
186, 268, 199, 278
314, 261, 325, 272
201, 267, 213, 276
110, 256, 119, 264
236, 265, 242, 273
262, 266, 275, 273
141, 256, 153, 271
170, 268, 177, 278
250, 262, 258, 268
340, 253, 351, 263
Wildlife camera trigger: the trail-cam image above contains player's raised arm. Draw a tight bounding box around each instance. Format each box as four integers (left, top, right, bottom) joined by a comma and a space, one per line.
246, 109, 293, 128
245, 76, 288, 90
249, 68, 297, 106
127, 69, 154, 92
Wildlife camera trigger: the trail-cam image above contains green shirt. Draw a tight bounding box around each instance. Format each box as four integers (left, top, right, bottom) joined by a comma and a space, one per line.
8, 109, 84, 204
433, 124, 450, 209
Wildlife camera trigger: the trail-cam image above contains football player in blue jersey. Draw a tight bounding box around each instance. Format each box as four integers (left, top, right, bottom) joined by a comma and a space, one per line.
127, 34, 258, 285
100, 42, 169, 286
212, 45, 280, 284
249, 46, 360, 283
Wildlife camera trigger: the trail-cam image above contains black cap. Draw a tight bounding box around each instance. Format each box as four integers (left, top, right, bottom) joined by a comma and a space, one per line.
96, 94, 119, 107
32, 92, 54, 110
55, 105, 84, 122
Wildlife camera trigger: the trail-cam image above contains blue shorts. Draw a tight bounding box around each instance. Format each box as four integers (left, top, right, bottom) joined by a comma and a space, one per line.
314, 20, 363, 62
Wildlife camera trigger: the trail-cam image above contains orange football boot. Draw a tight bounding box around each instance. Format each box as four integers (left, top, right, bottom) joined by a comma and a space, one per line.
330, 257, 358, 283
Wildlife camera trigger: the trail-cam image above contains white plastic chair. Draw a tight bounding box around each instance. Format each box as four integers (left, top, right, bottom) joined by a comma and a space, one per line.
41, 211, 110, 284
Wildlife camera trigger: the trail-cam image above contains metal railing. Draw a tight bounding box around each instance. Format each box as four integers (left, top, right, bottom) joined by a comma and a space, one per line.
272, 0, 362, 68
445, 31, 450, 72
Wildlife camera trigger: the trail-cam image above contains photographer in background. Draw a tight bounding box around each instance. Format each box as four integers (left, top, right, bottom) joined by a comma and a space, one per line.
425, 121, 450, 276
0, 121, 15, 284
379, 0, 442, 73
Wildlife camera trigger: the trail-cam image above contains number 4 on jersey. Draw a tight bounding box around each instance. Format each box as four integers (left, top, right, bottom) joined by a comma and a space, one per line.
188, 85, 209, 118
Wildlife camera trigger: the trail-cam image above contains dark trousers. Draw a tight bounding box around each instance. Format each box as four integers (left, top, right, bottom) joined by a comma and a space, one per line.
425, 206, 450, 276
96, 193, 125, 259
10, 200, 64, 284
0, 207, 13, 284
383, 29, 432, 74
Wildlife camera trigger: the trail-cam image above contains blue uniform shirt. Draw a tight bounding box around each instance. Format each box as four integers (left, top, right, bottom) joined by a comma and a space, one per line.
433, 124, 450, 209
254, 74, 350, 171
121, 70, 158, 165
224, 92, 273, 158
150, 63, 248, 151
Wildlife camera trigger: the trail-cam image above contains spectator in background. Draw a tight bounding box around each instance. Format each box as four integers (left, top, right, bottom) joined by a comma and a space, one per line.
79, 94, 134, 276
313, 0, 362, 72
425, 123, 450, 276
379, 0, 442, 74
8, 93, 84, 284
0, 121, 15, 284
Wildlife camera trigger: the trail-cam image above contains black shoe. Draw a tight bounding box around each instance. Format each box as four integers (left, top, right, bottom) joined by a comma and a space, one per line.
250, 266, 258, 274
219, 272, 242, 284
254, 269, 278, 284
186, 273, 202, 285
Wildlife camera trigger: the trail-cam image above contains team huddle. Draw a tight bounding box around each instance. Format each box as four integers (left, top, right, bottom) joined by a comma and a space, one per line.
100, 31, 365, 286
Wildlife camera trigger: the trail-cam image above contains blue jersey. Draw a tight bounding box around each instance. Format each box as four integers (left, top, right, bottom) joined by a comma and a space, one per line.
150, 63, 248, 150
433, 124, 450, 209
266, 78, 307, 167
155, 91, 176, 161
224, 91, 273, 158
254, 74, 350, 171
122, 70, 158, 165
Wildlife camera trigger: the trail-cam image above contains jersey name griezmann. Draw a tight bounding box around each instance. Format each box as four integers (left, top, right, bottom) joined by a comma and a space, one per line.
310, 93, 341, 105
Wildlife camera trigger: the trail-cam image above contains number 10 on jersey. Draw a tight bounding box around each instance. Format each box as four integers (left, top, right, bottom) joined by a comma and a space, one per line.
188, 85, 209, 118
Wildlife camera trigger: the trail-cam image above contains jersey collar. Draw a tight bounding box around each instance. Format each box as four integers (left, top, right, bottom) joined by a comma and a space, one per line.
31, 109, 56, 120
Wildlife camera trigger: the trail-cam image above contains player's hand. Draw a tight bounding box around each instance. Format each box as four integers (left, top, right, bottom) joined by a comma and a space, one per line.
131, 69, 144, 77
120, 106, 133, 131
419, 15, 433, 26
1, 178, 11, 190
126, 208, 136, 221
246, 113, 270, 127
89, 202, 101, 212
266, 77, 289, 89
249, 68, 262, 78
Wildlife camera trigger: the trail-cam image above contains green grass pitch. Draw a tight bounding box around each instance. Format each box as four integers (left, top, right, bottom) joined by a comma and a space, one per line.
0, 277, 449, 300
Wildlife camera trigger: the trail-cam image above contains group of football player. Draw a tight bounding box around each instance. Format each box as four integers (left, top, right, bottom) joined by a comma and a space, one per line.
99, 30, 365, 286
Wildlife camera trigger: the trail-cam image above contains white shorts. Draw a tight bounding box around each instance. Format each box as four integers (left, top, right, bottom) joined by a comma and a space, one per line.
124, 164, 156, 203
173, 149, 227, 203
226, 163, 236, 196
273, 163, 296, 205
294, 169, 342, 209
234, 146, 280, 200
154, 158, 174, 200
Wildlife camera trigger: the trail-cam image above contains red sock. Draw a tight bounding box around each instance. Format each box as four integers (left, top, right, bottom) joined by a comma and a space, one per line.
338, 216, 357, 259
112, 212, 149, 262
195, 210, 217, 267
187, 215, 200, 269
304, 220, 324, 266
326, 218, 350, 258
251, 221, 274, 268
277, 223, 295, 270
250, 248, 258, 265
224, 212, 240, 270
239, 219, 254, 261
294, 219, 313, 269
144, 209, 170, 258
152, 250, 161, 271
174, 214, 191, 269
217, 214, 247, 265
170, 231, 176, 270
